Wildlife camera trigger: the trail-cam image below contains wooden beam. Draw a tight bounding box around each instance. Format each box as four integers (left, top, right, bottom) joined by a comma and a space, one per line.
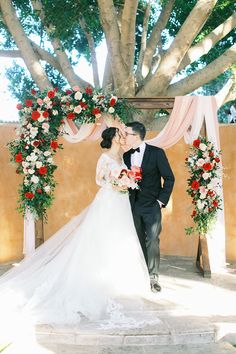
124, 97, 175, 110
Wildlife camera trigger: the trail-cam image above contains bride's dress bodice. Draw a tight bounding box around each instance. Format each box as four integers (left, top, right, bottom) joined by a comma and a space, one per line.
96, 153, 126, 189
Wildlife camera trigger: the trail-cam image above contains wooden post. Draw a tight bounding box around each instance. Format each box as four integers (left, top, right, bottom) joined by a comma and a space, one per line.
35, 217, 44, 248
195, 121, 211, 278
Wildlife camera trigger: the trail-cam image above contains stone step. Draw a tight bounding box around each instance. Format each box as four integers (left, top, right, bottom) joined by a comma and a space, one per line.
3, 342, 236, 354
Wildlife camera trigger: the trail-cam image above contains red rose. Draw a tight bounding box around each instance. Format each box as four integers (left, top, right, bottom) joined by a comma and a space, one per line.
61, 120, 65, 124
37, 188, 42, 194
191, 180, 200, 190
25, 192, 35, 199
33, 141, 40, 147
109, 98, 117, 107
86, 87, 93, 95
80, 101, 87, 108
92, 107, 100, 115
25, 99, 33, 107
31, 110, 40, 120
31, 89, 37, 95
135, 173, 142, 181
16, 103, 23, 110
50, 141, 59, 150
39, 166, 47, 175
66, 102, 70, 106
42, 111, 49, 118
213, 200, 218, 207
193, 139, 200, 148
209, 151, 214, 157
67, 112, 75, 120
66, 90, 72, 95
203, 163, 212, 171
191, 210, 197, 218
47, 91, 55, 99
215, 157, 220, 163
15, 153, 23, 163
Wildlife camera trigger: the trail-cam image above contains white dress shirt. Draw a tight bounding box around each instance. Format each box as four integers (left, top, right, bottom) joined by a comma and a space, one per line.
130, 142, 163, 208
130, 141, 146, 167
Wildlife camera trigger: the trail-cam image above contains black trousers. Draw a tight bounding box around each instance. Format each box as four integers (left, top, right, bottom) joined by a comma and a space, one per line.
132, 202, 162, 279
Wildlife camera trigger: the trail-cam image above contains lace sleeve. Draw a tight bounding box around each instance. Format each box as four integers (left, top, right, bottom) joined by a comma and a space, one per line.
96, 154, 110, 187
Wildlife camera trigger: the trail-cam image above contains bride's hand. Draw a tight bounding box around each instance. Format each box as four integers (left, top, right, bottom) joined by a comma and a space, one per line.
112, 184, 128, 192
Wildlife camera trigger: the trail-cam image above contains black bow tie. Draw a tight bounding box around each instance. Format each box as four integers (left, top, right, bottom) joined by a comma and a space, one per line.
130, 147, 140, 154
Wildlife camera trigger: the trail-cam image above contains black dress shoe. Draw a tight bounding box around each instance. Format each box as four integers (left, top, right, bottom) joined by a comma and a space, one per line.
151, 281, 162, 293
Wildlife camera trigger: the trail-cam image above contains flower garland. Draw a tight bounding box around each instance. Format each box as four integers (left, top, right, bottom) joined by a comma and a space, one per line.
8, 86, 132, 220
185, 136, 222, 236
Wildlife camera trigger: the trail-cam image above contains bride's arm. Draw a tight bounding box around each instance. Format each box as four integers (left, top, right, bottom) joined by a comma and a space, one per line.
96, 155, 110, 187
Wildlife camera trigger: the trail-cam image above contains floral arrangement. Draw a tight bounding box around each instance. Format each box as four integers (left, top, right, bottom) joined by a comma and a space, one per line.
109, 166, 142, 193
185, 136, 222, 236
8, 86, 134, 220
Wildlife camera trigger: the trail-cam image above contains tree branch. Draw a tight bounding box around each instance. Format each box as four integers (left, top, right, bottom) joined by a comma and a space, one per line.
0, 49, 21, 57
141, 0, 175, 79
97, 0, 133, 95
136, 0, 151, 85
79, 17, 100, 88
138, 0, 217, 96
166, 44, 236, 96
120, 0, 138, 72
178, 12, 236, 72
31, 0, 90, 90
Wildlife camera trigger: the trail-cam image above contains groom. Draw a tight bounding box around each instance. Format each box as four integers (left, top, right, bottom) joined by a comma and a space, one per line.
123, 122, 175, 292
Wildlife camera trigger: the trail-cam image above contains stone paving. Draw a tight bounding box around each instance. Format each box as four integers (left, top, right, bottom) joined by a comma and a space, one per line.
1, 256, 236, 353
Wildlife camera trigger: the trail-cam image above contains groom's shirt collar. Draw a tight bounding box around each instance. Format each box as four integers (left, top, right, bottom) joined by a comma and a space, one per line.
130, 141, 146, 167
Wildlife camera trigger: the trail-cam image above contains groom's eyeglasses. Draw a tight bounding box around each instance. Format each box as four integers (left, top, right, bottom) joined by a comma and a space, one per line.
125, 132, 138, 136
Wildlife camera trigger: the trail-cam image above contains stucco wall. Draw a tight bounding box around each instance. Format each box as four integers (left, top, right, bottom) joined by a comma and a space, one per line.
0, 124, 235, 263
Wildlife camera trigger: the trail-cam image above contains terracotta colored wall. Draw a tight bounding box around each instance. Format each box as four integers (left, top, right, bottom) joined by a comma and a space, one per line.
0, 124, 235, 263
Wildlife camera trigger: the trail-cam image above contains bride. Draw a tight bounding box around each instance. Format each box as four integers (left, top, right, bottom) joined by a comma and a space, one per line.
0, 127, 157, 328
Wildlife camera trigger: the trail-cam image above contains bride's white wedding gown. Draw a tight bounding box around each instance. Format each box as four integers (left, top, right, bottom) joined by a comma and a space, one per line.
0, 153, 158, 328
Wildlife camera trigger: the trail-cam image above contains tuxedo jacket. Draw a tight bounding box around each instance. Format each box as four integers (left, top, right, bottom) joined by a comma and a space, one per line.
123, 144, 175, 209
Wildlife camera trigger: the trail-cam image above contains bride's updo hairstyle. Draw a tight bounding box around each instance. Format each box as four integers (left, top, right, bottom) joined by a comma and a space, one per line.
100, 127, 118, 149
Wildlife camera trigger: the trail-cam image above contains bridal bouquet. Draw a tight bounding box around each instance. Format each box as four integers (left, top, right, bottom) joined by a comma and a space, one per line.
109, 166, 142, 193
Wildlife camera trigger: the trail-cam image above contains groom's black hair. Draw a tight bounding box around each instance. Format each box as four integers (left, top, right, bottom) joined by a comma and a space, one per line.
126, 122, 146, 140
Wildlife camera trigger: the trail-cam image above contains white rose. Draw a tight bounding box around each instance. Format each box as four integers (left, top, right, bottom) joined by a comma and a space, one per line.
42, 123, 50, 131
27, 123, 32, 129
52, 110, 58, 116
196, 158, 205, 167
23, 168, 29, 174
30, 154, 38, 162
36, 161, 43, 168
28, 169, 35, 174
38, 116, 45, 123
47, 157, 53, 164
92, 95, 98, 102
108, 107, 115, 114
75, 91, 82, 100
31, 175, 39, 184
24, 179, 29, 186
22, 161, 30, 168
200, 193, 206, 199
74, 105, 82, 114
199, 143, 207, 151
44, 185, 51, 193
44, 151, 51, 156
43, 96, 51, 104
202, 172, 210, 180
26, 156, 31, 162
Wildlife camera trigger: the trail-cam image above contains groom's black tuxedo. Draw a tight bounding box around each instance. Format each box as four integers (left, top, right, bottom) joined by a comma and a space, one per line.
123, 143, 175, 280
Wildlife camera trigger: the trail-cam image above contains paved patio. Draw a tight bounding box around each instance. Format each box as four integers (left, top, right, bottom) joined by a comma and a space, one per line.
1, 256, 236, 353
